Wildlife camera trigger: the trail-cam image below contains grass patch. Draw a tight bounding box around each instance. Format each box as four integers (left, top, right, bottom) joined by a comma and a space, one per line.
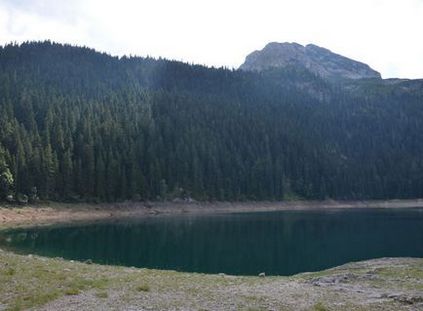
64, 288, 80, 295
375, 266, 423, 279
95, 291, 108, 298
0, 252, 112, 310
136, 284, 150, 292
3, 267, 15, 276
10, 291, 60, 311
313, 302, 328, 311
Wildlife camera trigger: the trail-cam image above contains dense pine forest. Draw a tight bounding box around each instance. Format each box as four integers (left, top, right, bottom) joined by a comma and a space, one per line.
0, 41, 423, 203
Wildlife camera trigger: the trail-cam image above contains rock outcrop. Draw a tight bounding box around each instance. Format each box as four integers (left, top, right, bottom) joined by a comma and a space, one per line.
240, 42, 381, 80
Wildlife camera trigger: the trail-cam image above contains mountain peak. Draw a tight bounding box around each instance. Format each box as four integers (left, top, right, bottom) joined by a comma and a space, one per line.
240, 42, 381, 80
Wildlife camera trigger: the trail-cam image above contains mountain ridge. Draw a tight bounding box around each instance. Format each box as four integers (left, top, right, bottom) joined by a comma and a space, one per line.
240, 42, 381, 80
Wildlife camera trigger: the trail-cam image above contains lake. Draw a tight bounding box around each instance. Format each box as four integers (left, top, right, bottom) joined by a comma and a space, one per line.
1, 208, 423, 276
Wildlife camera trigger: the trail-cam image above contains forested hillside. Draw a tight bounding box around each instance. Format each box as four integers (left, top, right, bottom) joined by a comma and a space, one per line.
0, 41, 422, 203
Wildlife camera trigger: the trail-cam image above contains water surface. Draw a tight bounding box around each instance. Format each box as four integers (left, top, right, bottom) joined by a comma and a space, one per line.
1, 208, 423, 275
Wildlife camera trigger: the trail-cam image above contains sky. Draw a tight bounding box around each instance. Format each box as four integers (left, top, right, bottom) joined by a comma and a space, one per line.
1, 0, 422, 79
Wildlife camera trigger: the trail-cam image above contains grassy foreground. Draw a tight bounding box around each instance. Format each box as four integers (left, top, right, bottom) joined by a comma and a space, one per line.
0, 249, 422, 311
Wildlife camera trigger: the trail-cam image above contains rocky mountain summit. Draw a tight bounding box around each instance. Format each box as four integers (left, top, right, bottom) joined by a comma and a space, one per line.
240, 42, 381, 80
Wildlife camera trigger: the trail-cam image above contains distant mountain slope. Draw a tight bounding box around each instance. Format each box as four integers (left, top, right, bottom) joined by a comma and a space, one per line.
0, 41, 422, 203
240, 42, 381, 80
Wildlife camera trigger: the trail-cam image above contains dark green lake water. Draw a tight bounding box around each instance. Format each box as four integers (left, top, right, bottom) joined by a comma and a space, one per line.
1, 208, 423, 276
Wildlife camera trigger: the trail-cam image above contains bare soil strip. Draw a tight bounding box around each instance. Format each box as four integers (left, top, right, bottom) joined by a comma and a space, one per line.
1, 199, 423, 229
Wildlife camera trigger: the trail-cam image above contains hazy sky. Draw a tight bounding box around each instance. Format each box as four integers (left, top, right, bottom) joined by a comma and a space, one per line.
1, 0, 422, 79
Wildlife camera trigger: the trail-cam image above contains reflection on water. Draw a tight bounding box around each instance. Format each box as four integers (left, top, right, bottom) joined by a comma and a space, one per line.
1, 208, 423, 275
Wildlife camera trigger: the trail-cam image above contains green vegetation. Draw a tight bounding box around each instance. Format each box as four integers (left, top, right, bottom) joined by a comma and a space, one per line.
0, 252, 109, 310
136, 284, 150, 292
314, 302, 328, 311
64, 288, 80, 296
0, 41, 423, 203
95, 291, 108, 298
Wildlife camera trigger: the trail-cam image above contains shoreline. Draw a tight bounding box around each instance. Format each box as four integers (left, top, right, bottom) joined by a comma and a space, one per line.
1, 199, 423, 310
1, 198, 423, 229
